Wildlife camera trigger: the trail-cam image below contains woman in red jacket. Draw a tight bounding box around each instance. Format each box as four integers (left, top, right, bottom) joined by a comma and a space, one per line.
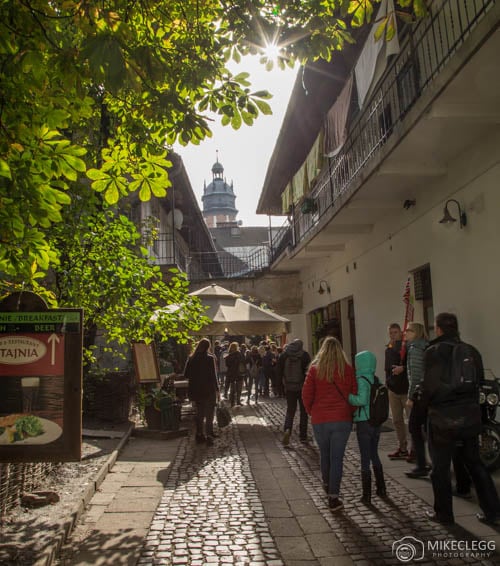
302, 336, 357, 511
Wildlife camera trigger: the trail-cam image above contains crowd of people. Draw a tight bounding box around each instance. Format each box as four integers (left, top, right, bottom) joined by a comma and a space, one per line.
184, 312, 500, 526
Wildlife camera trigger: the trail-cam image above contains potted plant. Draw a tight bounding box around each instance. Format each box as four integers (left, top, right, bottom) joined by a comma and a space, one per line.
138, 386, 180, 430
300, 197, 317, 214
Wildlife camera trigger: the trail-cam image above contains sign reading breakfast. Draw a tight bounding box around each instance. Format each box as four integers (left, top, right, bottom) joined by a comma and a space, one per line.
0, 305, 83, 462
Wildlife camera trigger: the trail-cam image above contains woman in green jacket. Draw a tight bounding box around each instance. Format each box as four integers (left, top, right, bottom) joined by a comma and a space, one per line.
349, 350, 386, 504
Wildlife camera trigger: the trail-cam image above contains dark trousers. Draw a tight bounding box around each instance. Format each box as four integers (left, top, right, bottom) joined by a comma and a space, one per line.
356, 421, 382, 473
195, 400, 215, 437
408, 402, 427, 470
453, 444, 472, 494
271, 368, 284, 396
429, 428, 500, 520
284, 390, 308, 439
229, 377, 243, 406
247, 373, 259, 402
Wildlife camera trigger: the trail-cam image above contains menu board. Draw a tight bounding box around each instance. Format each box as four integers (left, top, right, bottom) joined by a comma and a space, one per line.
131, 342, 161, 383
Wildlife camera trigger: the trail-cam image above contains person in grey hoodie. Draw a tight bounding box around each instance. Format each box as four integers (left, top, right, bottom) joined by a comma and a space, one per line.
277, 339, 311, 445
404, 322, 430, 478
349, 350, 387, 504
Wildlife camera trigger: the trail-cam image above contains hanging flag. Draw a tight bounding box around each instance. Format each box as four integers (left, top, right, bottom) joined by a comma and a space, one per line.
400, 276, 414, 359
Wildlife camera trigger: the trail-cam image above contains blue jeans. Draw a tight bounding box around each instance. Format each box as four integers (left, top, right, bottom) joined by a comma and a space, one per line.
313, 421, 352, 497
356, 421, 382, 473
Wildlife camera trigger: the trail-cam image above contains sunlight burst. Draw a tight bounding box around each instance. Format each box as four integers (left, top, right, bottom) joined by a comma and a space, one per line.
263, 41, 281, 61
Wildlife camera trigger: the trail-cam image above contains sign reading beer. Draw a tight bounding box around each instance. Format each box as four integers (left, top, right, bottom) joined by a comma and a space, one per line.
0, 307, 83, 462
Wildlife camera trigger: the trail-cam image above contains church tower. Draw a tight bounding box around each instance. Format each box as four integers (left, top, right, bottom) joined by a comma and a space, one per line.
201, 153, 238, 228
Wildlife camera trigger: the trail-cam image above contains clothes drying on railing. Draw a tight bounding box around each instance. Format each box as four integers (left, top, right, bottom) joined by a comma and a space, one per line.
324, 75, 353, 158
354, 0, 400, 108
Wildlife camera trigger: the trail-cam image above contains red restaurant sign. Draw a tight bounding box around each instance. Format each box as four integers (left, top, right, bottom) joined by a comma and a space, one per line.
0, 309, 82, 462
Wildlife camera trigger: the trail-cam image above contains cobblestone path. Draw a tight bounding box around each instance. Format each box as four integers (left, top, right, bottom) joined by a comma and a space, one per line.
138, 398, 498, 566
138, 414, 283, 566
256, 400, 496, 566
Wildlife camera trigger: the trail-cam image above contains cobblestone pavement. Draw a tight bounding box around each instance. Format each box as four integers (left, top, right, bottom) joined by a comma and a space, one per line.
138, 412, 283, 566
138, 398, 499, 566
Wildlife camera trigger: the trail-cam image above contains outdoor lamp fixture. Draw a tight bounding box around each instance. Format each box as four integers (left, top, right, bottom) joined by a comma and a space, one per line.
439, 199, 467, 228
318, 280, 331, 295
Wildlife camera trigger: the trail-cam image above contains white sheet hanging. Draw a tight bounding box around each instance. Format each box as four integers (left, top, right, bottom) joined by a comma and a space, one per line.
354, 0, 400, 108
324, 75, 354, 157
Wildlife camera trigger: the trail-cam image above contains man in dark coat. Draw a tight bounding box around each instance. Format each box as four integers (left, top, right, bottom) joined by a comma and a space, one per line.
421, 312, 500, 525
185, 338, 219, 445
384, 323, 410, 459
277, 339, 311, 445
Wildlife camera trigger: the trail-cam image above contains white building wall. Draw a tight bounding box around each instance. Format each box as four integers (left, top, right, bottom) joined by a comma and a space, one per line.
282, 313, 309, 350
293, 128, 500, 376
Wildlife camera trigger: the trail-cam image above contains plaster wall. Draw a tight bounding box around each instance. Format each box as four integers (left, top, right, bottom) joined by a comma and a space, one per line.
294, 128, 500, 376
281, 313, 309, 351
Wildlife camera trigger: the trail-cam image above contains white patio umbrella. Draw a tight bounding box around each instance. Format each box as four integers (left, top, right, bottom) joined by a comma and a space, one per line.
189, 284, 290, 336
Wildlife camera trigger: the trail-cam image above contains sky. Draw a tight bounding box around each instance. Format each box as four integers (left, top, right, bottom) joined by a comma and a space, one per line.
175, 56, 298, 227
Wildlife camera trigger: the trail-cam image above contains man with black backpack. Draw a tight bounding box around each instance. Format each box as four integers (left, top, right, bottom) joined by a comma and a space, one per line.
277, 339, 311, 445
422, 312, 500, 525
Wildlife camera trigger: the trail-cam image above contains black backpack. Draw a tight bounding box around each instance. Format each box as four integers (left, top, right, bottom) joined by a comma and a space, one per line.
442, 341, 478, 394
360, 375, 389, 427
284, 354, 304, 391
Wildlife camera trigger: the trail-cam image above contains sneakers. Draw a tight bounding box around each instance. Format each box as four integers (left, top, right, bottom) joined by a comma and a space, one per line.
282, 430, 291, 446
425, 510, 455, 525
406, 451, 416, 463
388, 448, 408, 459
328, 497, 344, 512
405, 467, 429, 479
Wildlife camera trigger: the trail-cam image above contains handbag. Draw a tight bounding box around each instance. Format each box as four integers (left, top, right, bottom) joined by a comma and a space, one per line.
216, 402, 232, 428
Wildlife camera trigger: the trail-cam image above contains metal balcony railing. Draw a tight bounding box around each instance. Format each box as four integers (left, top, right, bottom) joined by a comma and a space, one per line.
149, 232, 188, 273
188, 246, 271, 281
270, 0, 495, 263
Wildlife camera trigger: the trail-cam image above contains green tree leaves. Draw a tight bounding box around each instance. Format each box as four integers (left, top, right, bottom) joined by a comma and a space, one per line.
0, 0, 424, 284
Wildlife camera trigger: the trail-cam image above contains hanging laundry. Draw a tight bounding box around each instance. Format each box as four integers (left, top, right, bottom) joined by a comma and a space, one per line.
324, 75, 354, 157
355, 0, 400, 108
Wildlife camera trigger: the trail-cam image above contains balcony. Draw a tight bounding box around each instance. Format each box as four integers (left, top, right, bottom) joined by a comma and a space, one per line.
149, 232, 189, 273
269, 0, 498, 267
188, 246, 271, 281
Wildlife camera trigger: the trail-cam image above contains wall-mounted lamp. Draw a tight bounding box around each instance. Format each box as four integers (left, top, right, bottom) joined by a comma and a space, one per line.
439, 199, 467, 228
318, 280, 331, 295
